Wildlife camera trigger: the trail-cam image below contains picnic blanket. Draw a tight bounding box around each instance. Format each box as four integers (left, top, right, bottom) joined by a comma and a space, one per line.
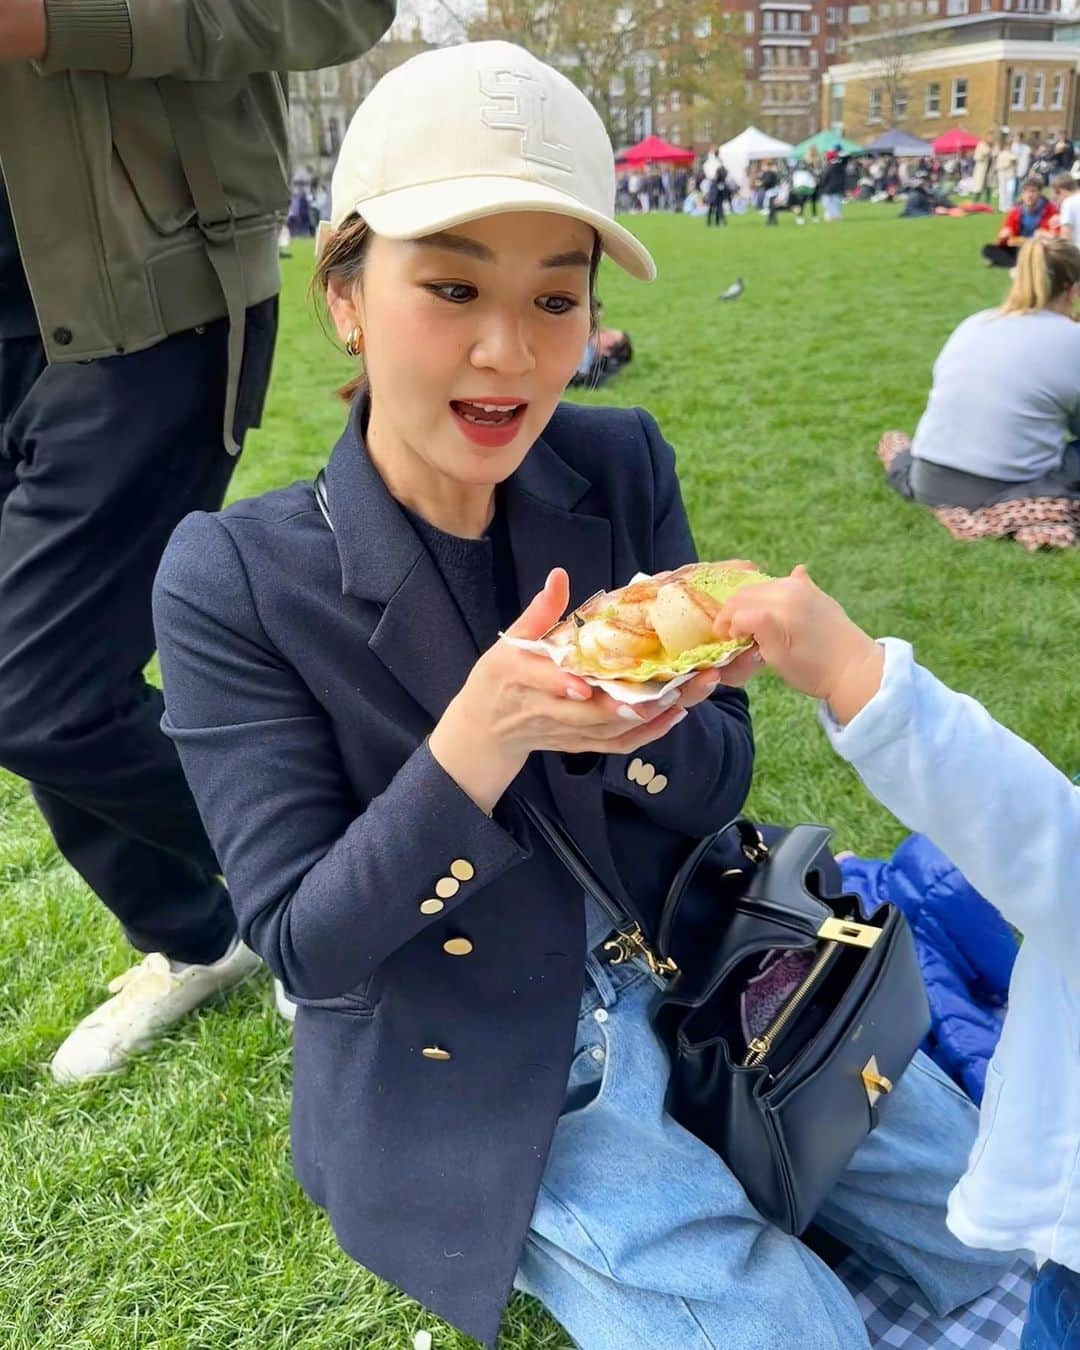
839, 1253, 1034, 1349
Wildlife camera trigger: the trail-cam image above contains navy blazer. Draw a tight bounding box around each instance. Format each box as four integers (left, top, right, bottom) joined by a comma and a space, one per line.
153, 400, 754, 1347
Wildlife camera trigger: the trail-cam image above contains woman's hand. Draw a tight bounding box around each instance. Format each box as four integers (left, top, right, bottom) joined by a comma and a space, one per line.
713, 565, 885, 725
429, 569, 692, 815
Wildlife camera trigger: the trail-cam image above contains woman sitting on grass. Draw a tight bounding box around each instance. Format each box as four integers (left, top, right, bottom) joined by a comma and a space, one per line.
878, 235, 1080, 548
152, 39, 1015, 1350
717, 566, 1080, 1350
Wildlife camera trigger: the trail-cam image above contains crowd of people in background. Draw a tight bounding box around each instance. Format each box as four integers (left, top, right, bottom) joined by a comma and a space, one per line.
613, 127, 1080, 235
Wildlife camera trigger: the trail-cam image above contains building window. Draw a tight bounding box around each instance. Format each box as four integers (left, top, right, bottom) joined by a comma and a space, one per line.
671, 123, 681, 142
763, 46, 774, 65
1052, 72, 1065, 108
695, 16, 712, 36
893, 89, 908, 117
811, 14, 820, 31
744, 46, 755, 65
320, 114, 341, 155
763, 10, 774, 30
951, 76, 968, 112
745, 11, 755, 32
878, 2, 891, 16
671, 89, 681, 110
925, 80, 941, 114
777, 11, 789, 29
1011, 72, 1026, 110
980, 0, 991, 9
1032, 72, 1045, 108
826, 35, 838, 51
869, 87, 883, 120
790, 13, 802, 30
910, 0, 923, 11
318, 67, 340, 98
826, 4, 842, 19
925, 0, 939, 12
849, 4, 871, 20
290, 105, 313, 155
945, 0, 968, 14
810, 48, 819, 67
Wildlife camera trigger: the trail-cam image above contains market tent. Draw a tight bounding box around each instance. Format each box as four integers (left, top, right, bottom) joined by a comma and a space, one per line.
790, 129, 863, 159
616, 134, 695, 166
931, 127, 980, 155
862, 127, 934, 157
717, 126, 794, 187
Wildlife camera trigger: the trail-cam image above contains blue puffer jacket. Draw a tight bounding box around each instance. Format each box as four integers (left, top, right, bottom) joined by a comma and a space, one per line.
840, 834, 1018, 1105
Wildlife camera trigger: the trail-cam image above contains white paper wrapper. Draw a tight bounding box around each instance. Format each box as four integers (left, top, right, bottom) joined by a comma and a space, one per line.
498, 573, 748, 705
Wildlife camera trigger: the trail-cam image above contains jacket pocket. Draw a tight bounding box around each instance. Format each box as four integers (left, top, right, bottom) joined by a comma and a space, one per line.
106, 80, 195, 234
288, 988, 376, 1019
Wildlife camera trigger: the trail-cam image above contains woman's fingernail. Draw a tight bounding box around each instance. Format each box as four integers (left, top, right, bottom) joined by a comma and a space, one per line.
565, 687, 590, 701
617, 704, 643, 722
752, 652, 765, 667
671, 709, 689, 725
659, 690, 681, 708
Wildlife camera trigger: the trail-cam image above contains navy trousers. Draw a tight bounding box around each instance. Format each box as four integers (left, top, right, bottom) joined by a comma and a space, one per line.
0, 301, 276, 965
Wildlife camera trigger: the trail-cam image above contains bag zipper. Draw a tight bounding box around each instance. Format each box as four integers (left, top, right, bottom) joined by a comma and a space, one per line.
741, 918, 880, 1070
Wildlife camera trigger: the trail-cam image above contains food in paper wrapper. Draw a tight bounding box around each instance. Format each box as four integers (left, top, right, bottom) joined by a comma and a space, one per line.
522, 563, 771, 687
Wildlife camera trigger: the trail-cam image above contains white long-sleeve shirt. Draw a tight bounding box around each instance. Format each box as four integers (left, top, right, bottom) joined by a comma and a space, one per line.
822, 639, 1080, 1270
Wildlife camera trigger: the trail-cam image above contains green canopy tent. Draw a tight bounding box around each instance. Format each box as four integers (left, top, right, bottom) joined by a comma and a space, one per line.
789, 130, 864, 160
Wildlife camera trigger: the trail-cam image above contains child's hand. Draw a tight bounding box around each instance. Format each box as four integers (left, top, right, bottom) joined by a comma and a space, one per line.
713, 565, 885, 725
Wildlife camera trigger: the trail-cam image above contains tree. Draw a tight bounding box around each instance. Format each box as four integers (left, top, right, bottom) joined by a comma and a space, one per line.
845, 4, 935, 126
649, 1, 759, 145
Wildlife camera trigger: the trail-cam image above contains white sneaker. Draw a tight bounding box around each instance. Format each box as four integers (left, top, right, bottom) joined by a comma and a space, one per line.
50, 937, 262, 1083
273, 978, 297, 1024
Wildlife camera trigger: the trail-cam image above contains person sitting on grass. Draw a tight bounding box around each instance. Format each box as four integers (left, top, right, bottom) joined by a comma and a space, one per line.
981, 175, 1059, 268
1051, 172, 1080, 242
877, 236, 1080, 549
715, 564, 1080, 1350
152, 39, 1017, 1350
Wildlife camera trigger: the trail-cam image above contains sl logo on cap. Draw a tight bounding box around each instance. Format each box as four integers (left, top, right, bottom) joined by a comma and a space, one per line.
478, 68, 574, 175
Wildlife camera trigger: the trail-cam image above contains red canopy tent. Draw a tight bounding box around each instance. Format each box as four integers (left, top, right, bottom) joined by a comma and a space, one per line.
616, 134, 694, 166
932, 128, 980, 154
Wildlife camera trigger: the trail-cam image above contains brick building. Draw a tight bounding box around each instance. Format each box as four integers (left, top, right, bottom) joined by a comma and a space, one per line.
651, 2, 836, 148
823, 10, 1080, 144
648, 0, 1071, 152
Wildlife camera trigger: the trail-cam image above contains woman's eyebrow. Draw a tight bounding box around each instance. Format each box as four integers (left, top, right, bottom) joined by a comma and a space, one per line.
414, 232, 591, 269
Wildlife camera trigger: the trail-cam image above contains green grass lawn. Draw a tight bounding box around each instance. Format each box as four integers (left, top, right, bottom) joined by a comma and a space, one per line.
1, 205, 1077, 1348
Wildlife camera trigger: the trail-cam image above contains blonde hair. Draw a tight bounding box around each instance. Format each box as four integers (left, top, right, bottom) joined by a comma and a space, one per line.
1000, 236, 1080, 316
312, 213, 605, 404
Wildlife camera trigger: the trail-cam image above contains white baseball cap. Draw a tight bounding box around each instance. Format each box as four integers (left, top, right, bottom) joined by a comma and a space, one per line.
320, 40, 656, 283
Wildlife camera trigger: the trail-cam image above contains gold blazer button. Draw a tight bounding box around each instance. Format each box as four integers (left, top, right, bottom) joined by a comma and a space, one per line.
645, 773, 668, 795
450, 859, 475, 882
419, 898, 445, 915
435, 876, 460, 900
422, 1046, 452, 1061
443, 938, 473, 957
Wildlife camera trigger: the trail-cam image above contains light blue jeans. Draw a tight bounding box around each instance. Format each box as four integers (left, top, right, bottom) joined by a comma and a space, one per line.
514, 952, 1018, 1350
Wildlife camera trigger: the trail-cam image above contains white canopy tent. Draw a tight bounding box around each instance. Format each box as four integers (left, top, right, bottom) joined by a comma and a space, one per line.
717, 127, 794, 187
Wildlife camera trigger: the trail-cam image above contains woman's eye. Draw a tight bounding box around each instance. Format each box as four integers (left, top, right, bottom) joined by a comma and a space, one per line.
538, 295, 578, 315
428, 283, 476, 303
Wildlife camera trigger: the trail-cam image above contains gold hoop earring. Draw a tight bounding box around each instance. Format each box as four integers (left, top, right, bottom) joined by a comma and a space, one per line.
345, 326, 363, 357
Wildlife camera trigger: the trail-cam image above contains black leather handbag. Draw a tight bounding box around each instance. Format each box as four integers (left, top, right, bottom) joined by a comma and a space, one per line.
516, 798, 931, 1235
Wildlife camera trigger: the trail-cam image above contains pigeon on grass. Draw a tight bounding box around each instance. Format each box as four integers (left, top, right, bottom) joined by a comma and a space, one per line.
717, 277, 744, 301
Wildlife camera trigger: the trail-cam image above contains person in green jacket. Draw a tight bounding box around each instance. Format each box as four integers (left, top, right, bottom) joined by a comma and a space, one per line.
0, 0, 394, 1083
